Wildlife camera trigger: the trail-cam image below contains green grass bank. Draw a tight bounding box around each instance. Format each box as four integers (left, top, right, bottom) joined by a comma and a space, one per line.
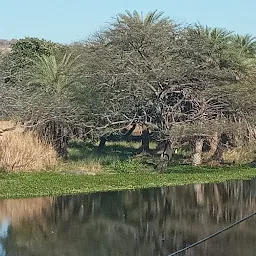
1, 165, 256, 199
1, 141, 256, 199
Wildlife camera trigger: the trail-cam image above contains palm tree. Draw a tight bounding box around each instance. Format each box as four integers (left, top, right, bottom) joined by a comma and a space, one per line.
231, 34, 256, 57
116, 10, 169, 26
110, 10, 173, 50
187, 24, 233, 61
186, 25, 237, 166
29, 52, 81, 94
25, 52, 82, 158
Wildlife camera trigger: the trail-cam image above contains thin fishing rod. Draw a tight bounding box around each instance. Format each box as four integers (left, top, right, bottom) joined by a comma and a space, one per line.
167, 211, 256, 256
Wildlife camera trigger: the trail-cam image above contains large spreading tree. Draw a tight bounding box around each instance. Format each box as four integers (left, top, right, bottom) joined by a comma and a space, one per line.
1, 11, 256, 166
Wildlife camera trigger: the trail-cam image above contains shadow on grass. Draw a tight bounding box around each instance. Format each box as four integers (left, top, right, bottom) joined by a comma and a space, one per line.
66, 141, 251, 174
67, 141, 139, 164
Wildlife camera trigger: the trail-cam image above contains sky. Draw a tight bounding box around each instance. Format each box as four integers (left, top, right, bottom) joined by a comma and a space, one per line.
1, 0, 256, 44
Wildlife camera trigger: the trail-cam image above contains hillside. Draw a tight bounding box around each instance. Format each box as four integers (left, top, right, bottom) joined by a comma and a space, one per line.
0, 39, 17, 53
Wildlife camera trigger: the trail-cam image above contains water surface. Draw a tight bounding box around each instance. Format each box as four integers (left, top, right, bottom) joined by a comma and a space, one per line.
0, 179, 256, 256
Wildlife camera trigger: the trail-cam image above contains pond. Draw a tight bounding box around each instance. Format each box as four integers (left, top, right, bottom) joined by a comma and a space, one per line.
0, 178, 256, 256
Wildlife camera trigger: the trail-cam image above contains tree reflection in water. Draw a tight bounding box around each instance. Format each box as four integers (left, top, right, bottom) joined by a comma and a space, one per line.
1, 179, 256, 256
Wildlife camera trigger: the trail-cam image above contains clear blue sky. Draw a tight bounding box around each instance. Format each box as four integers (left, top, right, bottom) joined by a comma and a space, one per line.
1, 0, 255, 44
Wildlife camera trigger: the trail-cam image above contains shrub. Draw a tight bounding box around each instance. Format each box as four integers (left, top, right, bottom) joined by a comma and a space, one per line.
108, 159, 148, 173
223, 147, 255, 164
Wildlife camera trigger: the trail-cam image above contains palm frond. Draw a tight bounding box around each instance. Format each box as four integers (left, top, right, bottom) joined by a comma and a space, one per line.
28, 52, 81, 94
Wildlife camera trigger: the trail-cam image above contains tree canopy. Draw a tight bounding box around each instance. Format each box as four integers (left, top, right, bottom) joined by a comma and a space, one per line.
1, 10, 256, 166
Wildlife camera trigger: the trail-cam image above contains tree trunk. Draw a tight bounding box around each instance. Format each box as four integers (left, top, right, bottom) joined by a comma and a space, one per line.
53, 125, 69, 159
97, 137, 107, 151
192, 138, 204, 166
40, 121, 69, 159
205, 132, 218, 160
156, 139, 172, 171
212, 143, 225, 163
137, 128, 150, 154
141, 129, 150, 152
55, 136, 69, 159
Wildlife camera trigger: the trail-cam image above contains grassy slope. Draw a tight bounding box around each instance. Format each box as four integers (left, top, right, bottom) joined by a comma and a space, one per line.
1, 141, 256, 199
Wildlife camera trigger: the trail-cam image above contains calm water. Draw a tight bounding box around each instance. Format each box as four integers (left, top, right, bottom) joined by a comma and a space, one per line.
0, 179, 256, 256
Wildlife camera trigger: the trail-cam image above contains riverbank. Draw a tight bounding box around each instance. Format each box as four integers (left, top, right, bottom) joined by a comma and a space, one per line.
1, 141, 256, 198
1, 165, 256, 198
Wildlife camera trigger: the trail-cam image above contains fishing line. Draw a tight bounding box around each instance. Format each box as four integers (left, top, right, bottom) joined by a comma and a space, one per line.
167, 211, 256, 256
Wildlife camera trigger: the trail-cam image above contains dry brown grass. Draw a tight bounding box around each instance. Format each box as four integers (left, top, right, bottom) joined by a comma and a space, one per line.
223, 147, 255, 164
0, 131, 58, 171
60, 162, 104, 175
74, 162, 103, 174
